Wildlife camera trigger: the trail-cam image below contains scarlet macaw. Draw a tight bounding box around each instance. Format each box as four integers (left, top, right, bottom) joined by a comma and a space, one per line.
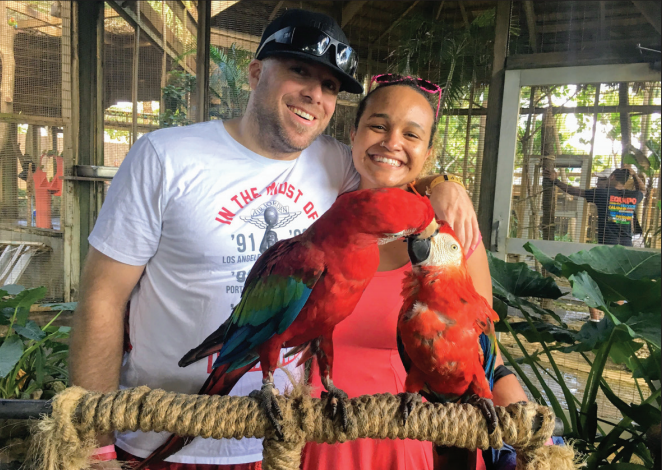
137, 188, 437, 468
397, 221, 499, 468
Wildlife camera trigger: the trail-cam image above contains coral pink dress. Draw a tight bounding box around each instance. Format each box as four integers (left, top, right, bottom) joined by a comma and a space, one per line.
300, 262, 486, 470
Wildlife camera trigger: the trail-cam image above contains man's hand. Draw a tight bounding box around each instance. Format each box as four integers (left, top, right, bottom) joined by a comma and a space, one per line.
428, 181, 480, 253
542, 168, 558, 181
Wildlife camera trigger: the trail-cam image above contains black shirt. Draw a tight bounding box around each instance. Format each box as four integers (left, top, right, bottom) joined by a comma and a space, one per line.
584, 188, 644, 246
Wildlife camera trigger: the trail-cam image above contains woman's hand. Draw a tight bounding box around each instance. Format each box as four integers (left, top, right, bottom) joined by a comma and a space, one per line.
428, 181, 481, 253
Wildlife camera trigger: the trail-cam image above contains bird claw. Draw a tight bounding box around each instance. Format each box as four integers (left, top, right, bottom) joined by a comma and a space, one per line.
467, 394, 499, 434
398, 392, 422, 425
321, 385, 349, 431
249, 382, 284, 439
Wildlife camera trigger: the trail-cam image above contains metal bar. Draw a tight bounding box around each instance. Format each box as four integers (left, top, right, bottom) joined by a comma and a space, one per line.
74, 165, 119, 179
196, 0, 211, 123
0, 399, 53, 420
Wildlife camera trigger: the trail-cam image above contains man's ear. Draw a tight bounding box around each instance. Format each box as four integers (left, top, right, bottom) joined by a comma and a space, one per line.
350, 128, 356, 147
248, 59, 264, 90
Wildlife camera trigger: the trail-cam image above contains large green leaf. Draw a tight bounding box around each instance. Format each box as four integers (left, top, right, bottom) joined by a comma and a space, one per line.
3, 286, 47, 327
13, 320, 46, 341
0, 336, 24, 378
563, 243, 660, 281
488, 252, 563, 300
625, 313, 661, 349
1, 284, 25, 295
504, 320, 577, 345
523, 242, 562, 276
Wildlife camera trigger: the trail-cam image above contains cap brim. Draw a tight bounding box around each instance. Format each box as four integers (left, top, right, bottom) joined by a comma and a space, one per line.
259, 50, 364, 94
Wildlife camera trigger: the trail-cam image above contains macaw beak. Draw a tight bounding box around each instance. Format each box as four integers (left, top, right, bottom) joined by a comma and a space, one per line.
407, 219, 439, 265
407, 236, 431, 265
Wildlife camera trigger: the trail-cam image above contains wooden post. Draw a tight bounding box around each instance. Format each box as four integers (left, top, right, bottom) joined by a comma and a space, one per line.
76, 0, 104, 273
196, 0, 211, 123
477, 0, 510, 248
519, 86, 536, 238
160, 0, 167, 121
619, 82, 631, 166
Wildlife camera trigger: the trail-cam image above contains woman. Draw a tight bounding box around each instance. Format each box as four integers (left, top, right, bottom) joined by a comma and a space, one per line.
300, 77, 529, 470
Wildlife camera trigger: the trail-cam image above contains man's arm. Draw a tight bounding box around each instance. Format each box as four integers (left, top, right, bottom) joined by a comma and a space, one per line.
628, 168, 647, 195
69, 247, 146, 446
413, 175, 481, 254
542, 168, 587, 198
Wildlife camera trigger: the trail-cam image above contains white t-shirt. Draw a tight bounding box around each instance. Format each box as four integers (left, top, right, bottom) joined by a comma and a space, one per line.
88, 121, 359, 464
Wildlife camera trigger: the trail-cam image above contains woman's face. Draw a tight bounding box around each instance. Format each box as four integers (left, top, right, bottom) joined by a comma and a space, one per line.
351, 85, 434, 190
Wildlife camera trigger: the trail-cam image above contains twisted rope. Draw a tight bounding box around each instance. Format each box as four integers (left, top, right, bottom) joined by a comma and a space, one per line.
30, 385, 578, 470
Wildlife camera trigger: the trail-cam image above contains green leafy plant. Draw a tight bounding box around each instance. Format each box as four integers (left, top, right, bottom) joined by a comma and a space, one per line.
0, 285, 73, 400
489, 243, 660, 469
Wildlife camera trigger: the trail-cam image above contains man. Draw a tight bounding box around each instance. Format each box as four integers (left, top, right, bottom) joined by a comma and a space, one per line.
543, 167, 646, 247
70, 9, 480, 469
543, 167, 646, 322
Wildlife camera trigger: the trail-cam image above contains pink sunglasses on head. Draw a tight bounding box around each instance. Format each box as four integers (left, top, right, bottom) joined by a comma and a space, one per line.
368, 73, 443, 119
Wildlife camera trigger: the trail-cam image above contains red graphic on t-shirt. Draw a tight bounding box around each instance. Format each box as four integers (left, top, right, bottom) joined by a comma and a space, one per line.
215, 181, 318, 225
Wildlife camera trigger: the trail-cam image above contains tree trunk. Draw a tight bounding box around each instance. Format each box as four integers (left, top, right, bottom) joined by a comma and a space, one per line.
540, 95, 557, 241
619, 82, 631, 165
462, 77, 476, 188
519, 87, 536, 238
472, 115, 486, 208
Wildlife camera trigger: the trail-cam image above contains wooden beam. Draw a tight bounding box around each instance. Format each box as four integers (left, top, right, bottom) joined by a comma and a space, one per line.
458, 2, 470, 29
441, 104, 661, 116
523, 1, 537, 53
5, 1, 62, 25
631, 0, 662, 35
107, 0, 195, 75
210, 1, 239, 18
538, 16, 648, 34
268, 0, 284, 21
196, 0, 211, 123
507, 49, 652, 69
342, 1, 367, 27
435, 1, 445, 21
599, 1, 606, 41
373, 1, 420, 45
478, 0, 510, 250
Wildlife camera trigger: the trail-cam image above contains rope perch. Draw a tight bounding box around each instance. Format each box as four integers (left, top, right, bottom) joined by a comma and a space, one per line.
30, 384, 580, 470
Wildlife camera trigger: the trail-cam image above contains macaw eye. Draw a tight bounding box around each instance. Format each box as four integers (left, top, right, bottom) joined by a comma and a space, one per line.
451, 244, 459, 251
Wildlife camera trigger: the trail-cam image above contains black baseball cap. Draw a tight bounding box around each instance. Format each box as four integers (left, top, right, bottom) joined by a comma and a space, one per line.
256, 9, 363, 94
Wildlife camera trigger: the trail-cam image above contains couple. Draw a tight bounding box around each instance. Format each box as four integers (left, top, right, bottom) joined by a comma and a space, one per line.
69, 9, 526, 470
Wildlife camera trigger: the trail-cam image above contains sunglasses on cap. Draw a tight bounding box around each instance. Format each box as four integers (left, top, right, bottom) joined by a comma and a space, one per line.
368, 74, 443, 119
256, 26, 359, 77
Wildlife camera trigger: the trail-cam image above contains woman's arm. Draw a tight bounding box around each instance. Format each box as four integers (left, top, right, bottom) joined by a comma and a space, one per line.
466, 244, 529, 405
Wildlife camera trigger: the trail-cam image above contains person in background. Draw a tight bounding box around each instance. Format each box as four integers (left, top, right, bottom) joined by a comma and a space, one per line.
69, 10, 480, 470
301, 77, 531, 470
542, 167, 646, 322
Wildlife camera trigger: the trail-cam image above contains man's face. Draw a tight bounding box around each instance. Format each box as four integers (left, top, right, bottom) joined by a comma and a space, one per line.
249, 57, 342, 153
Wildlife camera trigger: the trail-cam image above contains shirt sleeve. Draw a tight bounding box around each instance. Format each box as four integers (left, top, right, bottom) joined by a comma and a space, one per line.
88, 135, 166, 266
337, 142, 360, 194
583, 188, 596, 203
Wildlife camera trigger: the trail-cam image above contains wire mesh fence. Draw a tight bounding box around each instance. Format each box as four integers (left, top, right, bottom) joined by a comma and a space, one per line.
509, 82, 661, 249
0, 1, 68, 299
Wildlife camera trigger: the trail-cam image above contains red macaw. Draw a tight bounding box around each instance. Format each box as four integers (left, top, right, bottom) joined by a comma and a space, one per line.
396, 221, 499, 468
137, 188, 437, 468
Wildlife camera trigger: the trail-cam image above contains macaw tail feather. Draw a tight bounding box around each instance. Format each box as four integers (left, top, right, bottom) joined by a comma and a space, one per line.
178, 320, 231, 368
136, 360, 258, 468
